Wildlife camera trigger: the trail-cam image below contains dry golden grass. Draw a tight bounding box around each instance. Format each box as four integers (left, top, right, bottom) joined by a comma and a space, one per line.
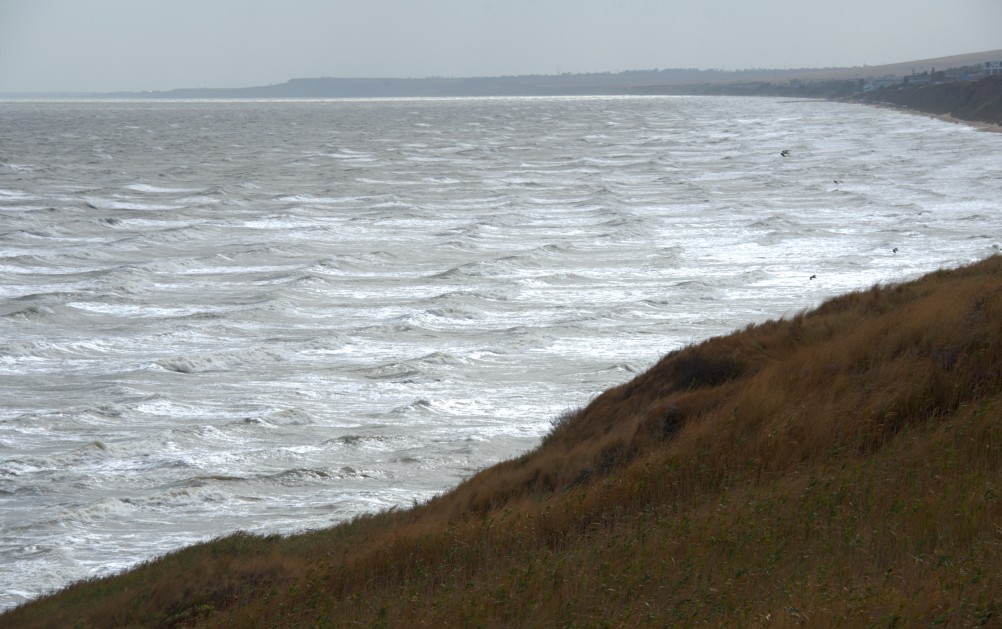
5, 256, 1002, 628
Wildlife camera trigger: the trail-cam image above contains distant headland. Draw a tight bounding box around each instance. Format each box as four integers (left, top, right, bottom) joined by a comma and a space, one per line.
8, 49, 1001, 105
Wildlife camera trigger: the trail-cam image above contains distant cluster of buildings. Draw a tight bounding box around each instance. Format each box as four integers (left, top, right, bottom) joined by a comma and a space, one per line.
861, 60, 1001, 92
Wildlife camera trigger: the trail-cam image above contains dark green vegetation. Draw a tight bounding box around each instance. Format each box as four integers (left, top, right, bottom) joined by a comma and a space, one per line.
6, 255, 1002, 627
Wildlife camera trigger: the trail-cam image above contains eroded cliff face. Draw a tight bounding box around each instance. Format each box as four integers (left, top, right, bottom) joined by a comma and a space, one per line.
854, 74, 1002, 125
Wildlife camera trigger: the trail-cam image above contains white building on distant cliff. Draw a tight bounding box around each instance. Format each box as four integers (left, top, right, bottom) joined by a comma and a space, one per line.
984, 61, 1002, 76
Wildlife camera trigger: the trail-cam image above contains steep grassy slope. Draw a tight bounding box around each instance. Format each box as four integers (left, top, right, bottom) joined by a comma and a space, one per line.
5, 256, 1002, 628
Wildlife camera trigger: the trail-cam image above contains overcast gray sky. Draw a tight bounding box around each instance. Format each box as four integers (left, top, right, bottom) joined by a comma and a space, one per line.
1, 0, 1000, 93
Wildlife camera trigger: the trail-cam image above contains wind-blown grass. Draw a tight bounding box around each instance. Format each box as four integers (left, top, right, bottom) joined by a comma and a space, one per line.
5, 256, 1002, 628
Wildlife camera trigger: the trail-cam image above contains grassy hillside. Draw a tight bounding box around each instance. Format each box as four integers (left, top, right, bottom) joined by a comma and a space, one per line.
5, 256, 1002, 628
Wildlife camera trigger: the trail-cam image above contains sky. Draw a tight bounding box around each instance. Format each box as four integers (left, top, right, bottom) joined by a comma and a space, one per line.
1, 0, 1000, 93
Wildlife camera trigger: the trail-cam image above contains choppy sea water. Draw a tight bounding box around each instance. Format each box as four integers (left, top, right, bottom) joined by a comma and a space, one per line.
1, 96, 1000, 610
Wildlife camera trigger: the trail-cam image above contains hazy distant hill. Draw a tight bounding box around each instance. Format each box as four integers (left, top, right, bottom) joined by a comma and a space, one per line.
111, 49, 1002, 99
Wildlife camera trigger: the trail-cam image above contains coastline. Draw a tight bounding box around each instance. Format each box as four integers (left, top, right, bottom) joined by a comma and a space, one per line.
884, 103, 1002, 134
6, 255, 1002, 627
931, 111, 1002, 133
1, 86, 1002, 624
847, 74, 1002, 133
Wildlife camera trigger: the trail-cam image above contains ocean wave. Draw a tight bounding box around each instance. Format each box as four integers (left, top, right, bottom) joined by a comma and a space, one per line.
358, 351, 466, 382
251, 467, 340, 486
155, 346, 286, 374
521, 272, 597, 286
0, 187, 38, 199
1, 441, 109, 477
123, 183, 201, 194
83, 198, 180, 211
430, 262, 505, 279
0, 305, 56, 321
391, 398, 436, 414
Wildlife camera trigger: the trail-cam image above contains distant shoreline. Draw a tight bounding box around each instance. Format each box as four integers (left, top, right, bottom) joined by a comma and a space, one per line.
4, 49, 1000, 102
846, 74, 1002, 130
6, 54, 1000, 137
877, 106, 1001, 134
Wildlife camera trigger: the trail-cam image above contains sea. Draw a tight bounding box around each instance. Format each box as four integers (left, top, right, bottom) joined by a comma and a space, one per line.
1, 95, 1000, 610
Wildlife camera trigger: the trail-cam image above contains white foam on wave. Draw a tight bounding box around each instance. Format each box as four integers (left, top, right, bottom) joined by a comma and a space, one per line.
277, 193, 362, 204
154, 345, 289, 374
0, 187, 39, 200
65, 301, 227, 319
124, 183, 201, 194
84, 198, 179, 211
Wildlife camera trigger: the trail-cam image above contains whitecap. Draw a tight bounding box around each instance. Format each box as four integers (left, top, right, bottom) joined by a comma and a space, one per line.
123, 183, 200, 194
83, 198, 179, 211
